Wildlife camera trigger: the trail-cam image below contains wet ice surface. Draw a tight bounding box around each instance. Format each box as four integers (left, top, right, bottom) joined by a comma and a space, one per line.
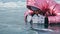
26, 23, 60, 34
0, 10, 60, 34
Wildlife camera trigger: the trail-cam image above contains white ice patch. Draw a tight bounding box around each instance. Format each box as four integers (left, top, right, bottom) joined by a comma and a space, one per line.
0, 1, 26, 9
34, 28, 54, 32
55, 0, 60, 4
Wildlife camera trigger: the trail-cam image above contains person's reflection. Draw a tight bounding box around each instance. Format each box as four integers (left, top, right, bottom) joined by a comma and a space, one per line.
48, 24, 60, 32
30, 23, 60, 34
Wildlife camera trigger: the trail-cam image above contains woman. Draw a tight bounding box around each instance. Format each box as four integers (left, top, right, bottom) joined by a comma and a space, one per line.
24, 0, 60, 24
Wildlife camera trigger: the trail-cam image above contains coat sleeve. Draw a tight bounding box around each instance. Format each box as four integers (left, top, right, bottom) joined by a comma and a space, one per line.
24, 10, 33, 22
46, 0, 60, 23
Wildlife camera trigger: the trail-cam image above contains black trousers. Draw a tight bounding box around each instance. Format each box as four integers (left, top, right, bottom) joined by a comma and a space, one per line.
44, 17, 48, 28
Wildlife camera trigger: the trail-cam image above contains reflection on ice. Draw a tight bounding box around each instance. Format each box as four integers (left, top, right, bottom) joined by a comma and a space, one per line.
28, 23, 60, 34
48, 24, 60, 32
